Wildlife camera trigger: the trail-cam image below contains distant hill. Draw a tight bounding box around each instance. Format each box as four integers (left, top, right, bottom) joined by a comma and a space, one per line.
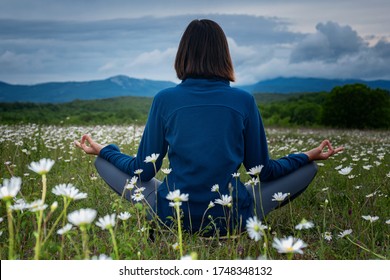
0, 75, 176, 103
1, 76, 390, 103
245, 77, 390, 93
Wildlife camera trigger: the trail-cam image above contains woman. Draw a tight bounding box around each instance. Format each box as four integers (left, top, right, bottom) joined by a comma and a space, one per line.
75, 19, 343, 235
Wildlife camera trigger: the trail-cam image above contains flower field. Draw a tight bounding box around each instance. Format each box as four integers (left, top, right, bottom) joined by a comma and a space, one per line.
0, 124, 389, 260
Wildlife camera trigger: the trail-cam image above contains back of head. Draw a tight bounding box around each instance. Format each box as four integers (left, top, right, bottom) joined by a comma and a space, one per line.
175, 19, 235, 82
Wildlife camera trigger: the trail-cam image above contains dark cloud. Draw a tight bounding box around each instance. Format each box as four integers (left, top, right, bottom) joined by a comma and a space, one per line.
287, 21, 390, 80
0, 14, 303, 84
372, 39, 390, 58
290, 21, 366, 63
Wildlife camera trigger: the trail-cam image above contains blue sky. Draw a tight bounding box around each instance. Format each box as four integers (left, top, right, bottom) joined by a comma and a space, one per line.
1, 0, 390, 85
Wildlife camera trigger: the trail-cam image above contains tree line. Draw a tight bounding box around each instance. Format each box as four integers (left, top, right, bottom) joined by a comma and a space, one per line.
258, 84, 390, 129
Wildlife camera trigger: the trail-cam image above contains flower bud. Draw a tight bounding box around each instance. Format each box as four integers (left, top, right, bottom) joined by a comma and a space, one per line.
50, 201, 58, 212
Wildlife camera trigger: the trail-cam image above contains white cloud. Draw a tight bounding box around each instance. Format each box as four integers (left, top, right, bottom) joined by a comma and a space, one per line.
124, 48, 178, 81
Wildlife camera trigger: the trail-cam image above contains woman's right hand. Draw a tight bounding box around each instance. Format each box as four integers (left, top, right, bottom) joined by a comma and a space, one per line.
74, 134, 104, 156
304, 139, 344, 161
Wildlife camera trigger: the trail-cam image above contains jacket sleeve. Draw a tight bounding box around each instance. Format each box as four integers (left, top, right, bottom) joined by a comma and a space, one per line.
99, 94, 168, 181
243, 96, 309, 182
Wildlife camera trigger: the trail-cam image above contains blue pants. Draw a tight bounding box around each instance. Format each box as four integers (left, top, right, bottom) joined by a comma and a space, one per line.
94, 157, 318, 220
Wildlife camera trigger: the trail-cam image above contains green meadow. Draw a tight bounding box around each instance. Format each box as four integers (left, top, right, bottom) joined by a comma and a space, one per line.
0, 124, 388, 259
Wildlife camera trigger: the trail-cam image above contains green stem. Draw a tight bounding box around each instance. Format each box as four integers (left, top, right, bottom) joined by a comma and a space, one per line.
152, 163, 158, 213
80, 225, 89, 260
288, 195, 294, 235
34, 213, 43, 260
43, 199, 71, 244
175, 204, 183, 258
34, 174, 47, 260
108, 227, 119, 259
41, 174, 47, 204
370, 223, 375, 251
262, 229, 268, 259
251, 185, 258, 217
346, 236, 385, 260
60, 197, 68, 260
319, 200, 328, 260
6, 201, 15, 260
257, 175, 266, 224
199, 207, 211, 232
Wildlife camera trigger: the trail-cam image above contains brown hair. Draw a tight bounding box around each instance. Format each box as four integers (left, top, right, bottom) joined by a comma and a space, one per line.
175, 19, 235, 82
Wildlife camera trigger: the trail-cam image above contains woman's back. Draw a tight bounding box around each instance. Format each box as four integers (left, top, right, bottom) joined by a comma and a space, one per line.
153, 77, 256, 233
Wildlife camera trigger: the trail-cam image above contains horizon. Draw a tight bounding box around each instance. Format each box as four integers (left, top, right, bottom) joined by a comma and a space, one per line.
2, 74, 390, 87
1, 1, 390, 85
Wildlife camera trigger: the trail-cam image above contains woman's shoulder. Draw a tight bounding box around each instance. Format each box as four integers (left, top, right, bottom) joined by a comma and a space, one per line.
153, 84, 180, 101
229, 86, 256, 104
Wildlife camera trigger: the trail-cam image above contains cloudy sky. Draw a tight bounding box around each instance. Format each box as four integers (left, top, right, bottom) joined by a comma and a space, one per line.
1, 0, 390, 85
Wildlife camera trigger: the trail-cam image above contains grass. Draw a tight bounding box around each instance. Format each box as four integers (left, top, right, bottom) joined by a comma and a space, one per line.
0, 124, 389, 260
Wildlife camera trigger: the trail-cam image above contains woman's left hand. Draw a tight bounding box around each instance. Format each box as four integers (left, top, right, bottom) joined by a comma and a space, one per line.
74, 134, 104, 155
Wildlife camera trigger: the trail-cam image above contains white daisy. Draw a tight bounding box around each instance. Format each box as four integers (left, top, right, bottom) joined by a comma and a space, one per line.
211, 184, 219, 192
118, 212, 131, 221
180, 252, 198, 260
208, 201, 215, 208
52, 183, 87, 200
68, 208, 97, 227
172, 242, 179, 250
166, 189, 189, 202
214, 194, 232, 207
362, 165, 373, 170
362, 215, 379, 223
246, 165, 264, 176
134, 169, 143, 175
57, 223, 73, 235
0, 177, 22, 201
338, 229, 353, 238
129, 176, 138, 185
245, 177, 259, 187
161, 168, 172, 175
134, 187, 145, 193
272, 236, 307, 254
131, 192, 144, 202
96, 214, 116, 230
385, 219, 390, 225
295, 218, 314, 230
91, 254, 112, 260
125, 183, 135, 190
338, 166, 352, 175
271, 192, 289, 202
10, 198, 29, 211
28, 158, 55, 175
232, 172, 240, 178
365, 192, 376, 198
323, 231, 332, 241
144, 153, 159, 163
246, 216, 267, 241
334, 165, 343, 170
28, 199, 48, 212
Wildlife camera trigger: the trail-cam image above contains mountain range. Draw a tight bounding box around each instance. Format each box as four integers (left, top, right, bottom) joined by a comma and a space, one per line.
1, 75, 390, 103
0, 75, 176, 103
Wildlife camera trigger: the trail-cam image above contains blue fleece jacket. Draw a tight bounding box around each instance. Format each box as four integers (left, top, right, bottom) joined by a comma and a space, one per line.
99, 78, 309, 234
